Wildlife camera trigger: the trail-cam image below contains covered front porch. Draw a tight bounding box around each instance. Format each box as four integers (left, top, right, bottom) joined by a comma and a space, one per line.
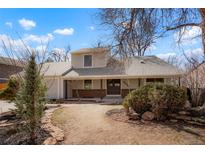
62, 78, 146, 99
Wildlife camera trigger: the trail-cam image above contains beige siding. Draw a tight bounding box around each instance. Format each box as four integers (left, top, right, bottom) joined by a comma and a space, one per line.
72, 80, 84, 89
121, 79, 140, 89
71, 51, 109, 68
44, 78, 59, 99
92, 80, 101, 89
71, 54, 84, 68
66, 80, 73, 98
93, 79, 106, 89
102, 79, 106, 89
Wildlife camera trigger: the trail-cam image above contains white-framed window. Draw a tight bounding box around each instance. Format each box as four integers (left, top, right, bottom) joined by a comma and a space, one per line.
84, 80, 92, 89
84, 55, 92, 67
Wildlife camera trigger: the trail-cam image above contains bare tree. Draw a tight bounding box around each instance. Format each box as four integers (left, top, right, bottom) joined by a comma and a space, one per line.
166, 55, 183, 68
99, 9, 159, 58
98, 8, 205, 58
182, 53, 205, 107
49, 45, 71, 62
1, 36, 49, 79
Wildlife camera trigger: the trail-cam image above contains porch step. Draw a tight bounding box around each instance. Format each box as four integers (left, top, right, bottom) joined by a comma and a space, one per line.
101, 96, 123, 105
63, 98, 101, 103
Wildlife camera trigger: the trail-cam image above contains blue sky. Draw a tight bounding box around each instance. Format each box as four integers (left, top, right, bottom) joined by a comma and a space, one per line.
0, 8, 203, 61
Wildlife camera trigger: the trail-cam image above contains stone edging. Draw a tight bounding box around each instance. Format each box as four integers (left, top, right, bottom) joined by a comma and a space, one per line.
41, 105, 64, 145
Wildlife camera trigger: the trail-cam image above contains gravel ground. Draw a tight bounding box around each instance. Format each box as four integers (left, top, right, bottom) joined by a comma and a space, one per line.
51, 104, 205, 145
0, 100, 15, 114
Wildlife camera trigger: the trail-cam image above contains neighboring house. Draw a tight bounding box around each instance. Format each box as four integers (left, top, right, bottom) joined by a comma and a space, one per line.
0, 56, 23, 90
42, 48, 183, 99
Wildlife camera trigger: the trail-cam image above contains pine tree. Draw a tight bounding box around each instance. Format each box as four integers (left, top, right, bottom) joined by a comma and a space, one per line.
14, 52, 46, 144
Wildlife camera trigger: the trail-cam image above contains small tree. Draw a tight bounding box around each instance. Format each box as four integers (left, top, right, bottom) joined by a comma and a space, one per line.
14, 52, 46, 144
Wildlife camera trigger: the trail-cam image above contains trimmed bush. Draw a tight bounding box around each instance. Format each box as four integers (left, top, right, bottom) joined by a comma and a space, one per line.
123, 83, 187, 120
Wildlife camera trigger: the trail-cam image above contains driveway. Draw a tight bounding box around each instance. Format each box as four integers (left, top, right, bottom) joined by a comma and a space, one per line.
51, 104, 205, 145
0, 100, 15, 114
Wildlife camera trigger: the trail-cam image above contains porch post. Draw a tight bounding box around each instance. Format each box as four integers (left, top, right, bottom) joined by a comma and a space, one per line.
100, 79, 103, 89
57, 78, 60, 99
64, 80, 68, 99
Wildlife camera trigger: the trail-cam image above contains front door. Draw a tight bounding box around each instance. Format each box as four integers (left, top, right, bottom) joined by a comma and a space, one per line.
107, 79, 121, 95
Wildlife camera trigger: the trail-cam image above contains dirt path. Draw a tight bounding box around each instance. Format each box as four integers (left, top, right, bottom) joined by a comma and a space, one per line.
51, 104, 205, 145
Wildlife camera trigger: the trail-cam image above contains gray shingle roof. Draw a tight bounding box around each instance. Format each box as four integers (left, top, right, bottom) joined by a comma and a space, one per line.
63, 65, 124, 77
124, 56, 182, 77
62, 56, 182, 78
41, 62, 71, 76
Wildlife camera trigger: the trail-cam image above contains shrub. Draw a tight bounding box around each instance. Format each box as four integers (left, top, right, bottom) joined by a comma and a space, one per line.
123, 83, 187, 120
0, 77, 20, 101
123, 84, 152, 114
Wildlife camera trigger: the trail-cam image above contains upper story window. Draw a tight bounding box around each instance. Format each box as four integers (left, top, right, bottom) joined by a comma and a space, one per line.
84, 55, 92, 67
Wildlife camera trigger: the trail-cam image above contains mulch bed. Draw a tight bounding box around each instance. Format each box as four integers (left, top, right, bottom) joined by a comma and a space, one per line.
106, 108, 205, 128
0, 111, 50, 145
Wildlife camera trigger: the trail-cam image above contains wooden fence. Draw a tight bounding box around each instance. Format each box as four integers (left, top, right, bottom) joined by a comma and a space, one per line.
0, 83, 7, 90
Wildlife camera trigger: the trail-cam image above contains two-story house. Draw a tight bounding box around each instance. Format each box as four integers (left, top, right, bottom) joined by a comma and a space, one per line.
42, 47, 183, 100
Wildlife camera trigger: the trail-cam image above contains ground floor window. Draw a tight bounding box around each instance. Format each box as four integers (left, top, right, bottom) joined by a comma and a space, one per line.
146, 78, 164, 83
84, 80, 92, 89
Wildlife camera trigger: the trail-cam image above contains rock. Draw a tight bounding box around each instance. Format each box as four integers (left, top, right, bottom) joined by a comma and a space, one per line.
0, 122, 14, 127
178, 111, 190, 116
191, 117, 205, 124
43, 137, 57, 145
159, 115, 167, 121
189, 106, 205, 117
175, 115, 192, 121
142, 111, 155, 121
41, 106, 64, 144
141, 119, 151, 124
0, 120, 8, 124
129, 113, 140, 120
185, 120, 205, 127
51, 131, 64, 141
129, 107, 135, 114
170, 119, 178, 123
106, 109, 121, 116
184, 100, 191, 109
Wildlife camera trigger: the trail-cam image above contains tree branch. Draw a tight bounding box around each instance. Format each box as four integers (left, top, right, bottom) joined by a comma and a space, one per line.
166, 23, 201, 31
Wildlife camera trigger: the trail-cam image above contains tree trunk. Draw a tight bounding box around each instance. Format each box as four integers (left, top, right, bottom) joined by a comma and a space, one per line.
30, 131, 37, 144
30, 95, 36, 144
199, 8, 205, 55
